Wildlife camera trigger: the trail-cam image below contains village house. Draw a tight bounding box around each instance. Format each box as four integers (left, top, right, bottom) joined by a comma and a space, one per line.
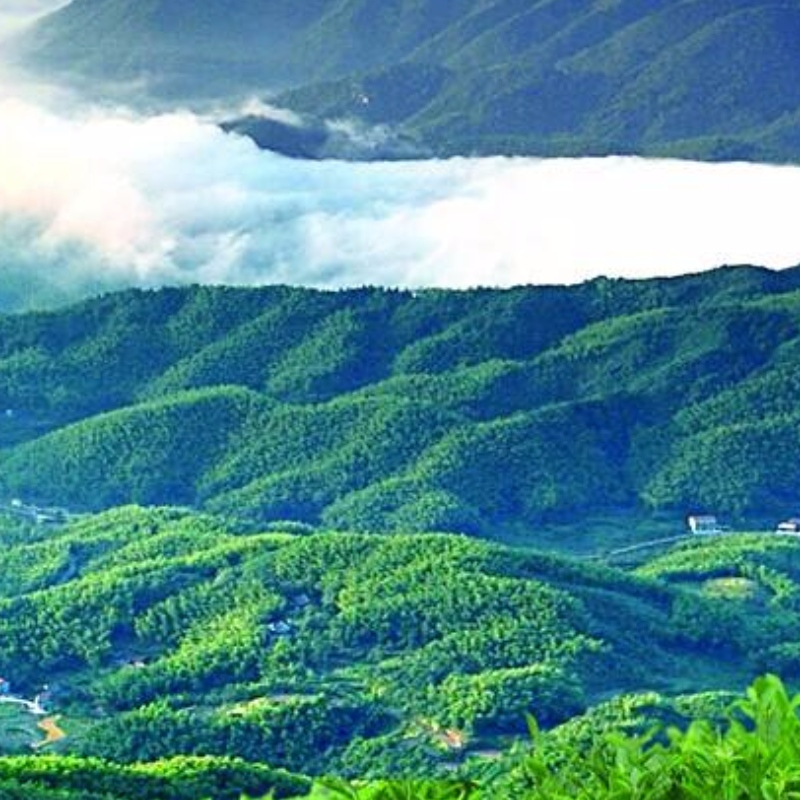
3, 500, 72, 525
267, 621, 293, 636
776, 518, 800, 535
687, 514, 722, 535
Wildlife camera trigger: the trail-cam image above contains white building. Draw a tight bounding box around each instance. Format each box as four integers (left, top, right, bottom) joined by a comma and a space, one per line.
687, 514, 722, 535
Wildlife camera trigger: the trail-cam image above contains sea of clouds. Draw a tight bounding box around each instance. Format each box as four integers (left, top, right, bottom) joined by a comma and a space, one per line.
2, 2, 800, 304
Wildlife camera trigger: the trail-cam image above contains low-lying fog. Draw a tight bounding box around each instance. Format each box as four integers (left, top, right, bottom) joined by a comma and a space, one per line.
1, 5, 800, 305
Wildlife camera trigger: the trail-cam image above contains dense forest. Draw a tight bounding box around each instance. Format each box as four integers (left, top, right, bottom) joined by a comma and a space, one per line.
1, 271, 800, 795
8, 4, 800, 797
0, 506, 798, 795
17, 0, 800, 163
1, 267, 800, 533
3, 674, 800, 798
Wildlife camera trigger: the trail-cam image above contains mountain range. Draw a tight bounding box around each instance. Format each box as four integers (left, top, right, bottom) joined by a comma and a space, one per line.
16, 0, 800, 162
6, 4, 800, 795
1, 266, 799, 534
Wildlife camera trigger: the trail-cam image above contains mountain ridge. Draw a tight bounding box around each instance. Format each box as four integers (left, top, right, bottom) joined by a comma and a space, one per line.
16, 0, 800, 163
1, 266, 799, 534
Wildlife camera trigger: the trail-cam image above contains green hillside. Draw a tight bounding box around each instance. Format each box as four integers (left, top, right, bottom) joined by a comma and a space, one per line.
0, 755, 308, 799
0, 505, 797, 781
1, 269, 800, 533
4, 670, 800, 799
17, 0, 800, 162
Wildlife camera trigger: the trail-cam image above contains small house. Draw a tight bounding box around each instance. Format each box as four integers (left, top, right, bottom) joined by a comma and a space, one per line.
267, 621, 293, 636
777, 518, 800, 535
687, 514, 721, 535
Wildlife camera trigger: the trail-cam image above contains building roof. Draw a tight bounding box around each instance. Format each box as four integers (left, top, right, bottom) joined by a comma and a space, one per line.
688, 515, 718, 524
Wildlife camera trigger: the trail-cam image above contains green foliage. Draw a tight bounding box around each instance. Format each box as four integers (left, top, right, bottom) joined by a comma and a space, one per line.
494, 674, 800, 799
2, 274, 800, 528
0, 755, 308, 799
0, 505, 798, 793
0, 278, 800, 788
8, 676, 800, 797
2, 386, 267, 508
2, 507, 793, 776
315, 777, 480, 799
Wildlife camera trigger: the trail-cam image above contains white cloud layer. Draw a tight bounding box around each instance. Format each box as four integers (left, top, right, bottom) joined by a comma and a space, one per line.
2, 93, 800, 294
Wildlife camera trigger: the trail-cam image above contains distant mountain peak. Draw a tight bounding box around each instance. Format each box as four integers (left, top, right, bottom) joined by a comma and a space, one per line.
18, 0, 800, 163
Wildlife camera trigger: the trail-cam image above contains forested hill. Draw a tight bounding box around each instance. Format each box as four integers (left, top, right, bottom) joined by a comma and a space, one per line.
0, 505, 798, 780
1, 265, 800, 532
17, 0, 800, 163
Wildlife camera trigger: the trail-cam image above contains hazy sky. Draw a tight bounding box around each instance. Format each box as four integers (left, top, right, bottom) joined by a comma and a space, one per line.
1, 13, 800, 293
0, 1, 66, 38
